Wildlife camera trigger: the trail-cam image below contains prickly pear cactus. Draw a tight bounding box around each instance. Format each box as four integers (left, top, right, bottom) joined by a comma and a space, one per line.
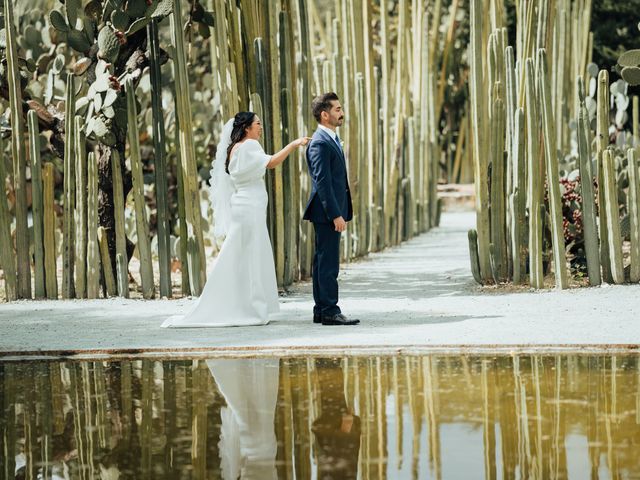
618, 50, 640, 85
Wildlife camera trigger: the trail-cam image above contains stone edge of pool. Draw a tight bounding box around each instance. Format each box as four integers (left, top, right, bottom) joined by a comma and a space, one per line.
1, 343, 639, 361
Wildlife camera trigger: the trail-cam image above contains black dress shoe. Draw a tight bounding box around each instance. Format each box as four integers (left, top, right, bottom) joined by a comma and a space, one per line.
321, 313, 360, 326
313, 313, 322, 324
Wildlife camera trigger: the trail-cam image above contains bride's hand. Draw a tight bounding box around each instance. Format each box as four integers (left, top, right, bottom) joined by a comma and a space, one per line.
295, 136, 312, 147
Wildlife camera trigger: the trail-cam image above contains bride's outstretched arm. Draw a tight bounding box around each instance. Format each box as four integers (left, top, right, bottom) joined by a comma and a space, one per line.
266, 137, 312, 168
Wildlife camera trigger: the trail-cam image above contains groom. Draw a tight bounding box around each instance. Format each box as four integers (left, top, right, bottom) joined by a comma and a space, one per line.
303, 92, 359, 326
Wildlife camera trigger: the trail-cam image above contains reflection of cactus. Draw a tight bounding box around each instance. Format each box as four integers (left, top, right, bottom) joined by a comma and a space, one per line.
576, 76, 601, 286
537, 49, 568, 289
602, 149, 624, 284
28, 111, 46, 299
125, 78, 154, 299
4, 0, 31, 298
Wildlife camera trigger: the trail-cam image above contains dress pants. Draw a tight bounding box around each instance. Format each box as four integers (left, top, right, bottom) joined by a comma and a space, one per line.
312, 222, 342, 317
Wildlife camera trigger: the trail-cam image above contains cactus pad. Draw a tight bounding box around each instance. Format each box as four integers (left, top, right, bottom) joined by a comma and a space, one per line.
622, 67, 640, 86
97, 26, 120, 63
67, 29, 91, 53
618, 50, 640, 68
111, 9, 130, 32
49, 10, 69, 32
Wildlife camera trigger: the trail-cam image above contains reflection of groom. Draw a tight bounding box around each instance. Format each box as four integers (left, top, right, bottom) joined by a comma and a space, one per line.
311, 358, 361, 479
303, 92, 359, 326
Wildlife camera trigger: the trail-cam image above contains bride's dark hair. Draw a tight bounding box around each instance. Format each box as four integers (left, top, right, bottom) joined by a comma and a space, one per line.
226, 111, 257, 173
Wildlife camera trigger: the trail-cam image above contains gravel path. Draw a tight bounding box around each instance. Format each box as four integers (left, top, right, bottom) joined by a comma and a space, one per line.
2, 211, 639, 357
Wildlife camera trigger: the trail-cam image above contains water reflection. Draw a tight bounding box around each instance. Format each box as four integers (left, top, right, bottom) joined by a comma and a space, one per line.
0, 354, 639, 479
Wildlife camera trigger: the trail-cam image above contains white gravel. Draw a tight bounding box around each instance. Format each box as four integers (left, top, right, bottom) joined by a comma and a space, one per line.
1, 211, 639, 357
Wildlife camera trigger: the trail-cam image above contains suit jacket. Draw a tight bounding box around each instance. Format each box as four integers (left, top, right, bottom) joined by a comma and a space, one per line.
303, 128, 353, 224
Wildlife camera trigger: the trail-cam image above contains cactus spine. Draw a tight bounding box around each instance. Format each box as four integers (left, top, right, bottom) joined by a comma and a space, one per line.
74, 116, 88, 299
62, 74, 76, 299
148, 19, 172, 298
126, 78, 155, 299
111, 150, 128, 298
28, 111, 46, 299
43, 163, 57, 300
576, 76, 601, 286
4, 0, 31, 298
171, 0, 206, 295
601, 149, 624, 284
537, 49, 568, 289
86, 152, 100, 299
0, 135, 17, 301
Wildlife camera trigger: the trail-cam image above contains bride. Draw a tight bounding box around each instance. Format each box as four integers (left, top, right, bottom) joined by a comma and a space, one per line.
162, 113, 310, 327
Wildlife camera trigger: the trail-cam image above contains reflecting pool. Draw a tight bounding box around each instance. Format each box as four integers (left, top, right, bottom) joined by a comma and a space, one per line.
1, 354, 639, 479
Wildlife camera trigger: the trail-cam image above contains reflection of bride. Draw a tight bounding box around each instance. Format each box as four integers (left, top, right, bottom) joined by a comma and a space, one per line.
206, 358, 280, 480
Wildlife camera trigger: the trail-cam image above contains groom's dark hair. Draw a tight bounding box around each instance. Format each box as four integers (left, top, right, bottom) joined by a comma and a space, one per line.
312, 92, 340, 122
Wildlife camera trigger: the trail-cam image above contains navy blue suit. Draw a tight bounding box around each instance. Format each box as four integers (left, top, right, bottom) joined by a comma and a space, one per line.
303, 128, 353, 317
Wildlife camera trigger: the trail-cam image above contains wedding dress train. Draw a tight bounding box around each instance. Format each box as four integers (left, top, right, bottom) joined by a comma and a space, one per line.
161, 139, 279, 328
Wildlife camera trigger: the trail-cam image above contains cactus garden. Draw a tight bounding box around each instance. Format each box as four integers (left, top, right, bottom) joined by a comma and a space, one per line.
0, 0, 639, 301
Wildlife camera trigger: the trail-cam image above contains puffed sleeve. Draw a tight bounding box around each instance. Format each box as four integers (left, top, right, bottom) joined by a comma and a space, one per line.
228, 139, 272, 181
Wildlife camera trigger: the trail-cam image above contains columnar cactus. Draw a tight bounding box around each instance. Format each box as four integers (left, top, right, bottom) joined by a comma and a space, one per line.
511, 108, 527, 284
0, 135, 17, 301
525, 58, 543, 289
28, 111, 46, 299
601, 149, 624, 284
62, 73, 76, 299
74, 116, 88, 299
628, 146, 640, 283
125, 78, 155, 299
4, 0, 31, 298
148, 19, 171, 298
86, 152, 100, 299
43, 163, 58, 300
537, 49, 568, 289
111, 150, 128, 298
596, 70, 613, 283
98, 226, 117, 297
576, 76, 601, 286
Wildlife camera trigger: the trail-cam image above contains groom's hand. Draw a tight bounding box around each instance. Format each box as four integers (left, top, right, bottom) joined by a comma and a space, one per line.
333, 216, 346, 232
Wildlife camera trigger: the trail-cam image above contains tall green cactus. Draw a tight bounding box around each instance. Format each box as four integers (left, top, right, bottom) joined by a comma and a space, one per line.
62, 73, 76, 299
469, 0, 492, 282
489, 92, 508, 283
86, 152, 100, 298
628, 147, 640, 283
4, 0, 31, 298
43, 163, 58, 300
148, 19, 172, 298
111, 150, 128, 298
511, 108, 526, 284
525, 58, 543, 289
171, 0, 206, 295
596, 70, 613, 283
537, 49, 568, 289
28, 112, 46, 299
98, 226, 117, 297
0, 135, 17, 301
125, 78, 155, 299
74, 116, 88, 299
601, 149, 624, 284
576, 76, 601, 286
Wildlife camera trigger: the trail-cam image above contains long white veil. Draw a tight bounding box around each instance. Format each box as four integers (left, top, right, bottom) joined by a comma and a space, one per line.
209, 118, 235, 240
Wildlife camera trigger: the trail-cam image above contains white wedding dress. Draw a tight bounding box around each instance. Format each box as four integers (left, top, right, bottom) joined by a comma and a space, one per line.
162, 137, 279, 328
